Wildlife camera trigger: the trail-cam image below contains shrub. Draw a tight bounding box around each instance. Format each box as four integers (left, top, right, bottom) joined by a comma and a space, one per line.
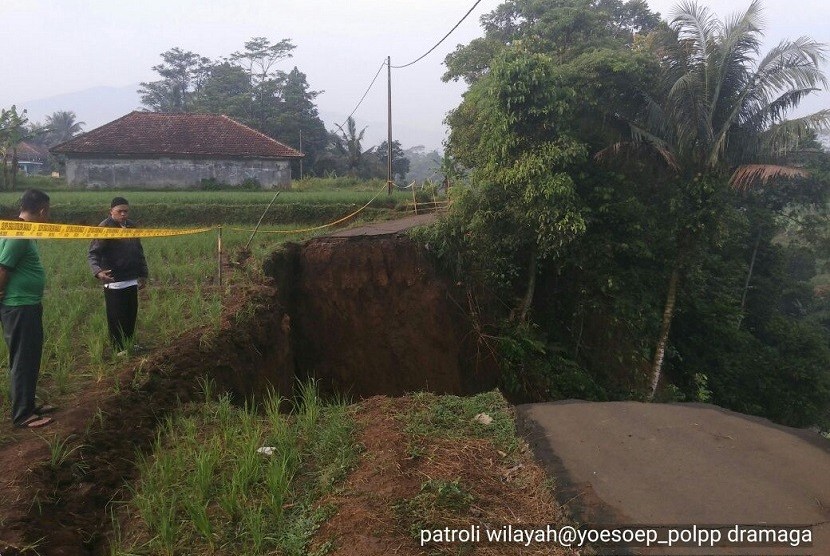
239, 178, 262, 190
199, 177, 226, 190
498, 323, 607, 403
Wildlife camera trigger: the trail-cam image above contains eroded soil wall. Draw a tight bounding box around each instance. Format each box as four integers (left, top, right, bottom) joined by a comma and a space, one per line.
265, 234, 499, 398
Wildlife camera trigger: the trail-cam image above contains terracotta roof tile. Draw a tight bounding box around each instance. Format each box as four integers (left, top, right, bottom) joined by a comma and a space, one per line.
16, 141, 50, 161
51, 111, 304, 159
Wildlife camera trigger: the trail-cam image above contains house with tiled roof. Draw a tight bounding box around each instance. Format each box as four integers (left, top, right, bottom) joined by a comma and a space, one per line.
16, 141, 51, 175
51, 111, 303, 189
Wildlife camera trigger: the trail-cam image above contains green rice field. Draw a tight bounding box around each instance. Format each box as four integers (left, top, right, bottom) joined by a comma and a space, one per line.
0, 180, 420, 432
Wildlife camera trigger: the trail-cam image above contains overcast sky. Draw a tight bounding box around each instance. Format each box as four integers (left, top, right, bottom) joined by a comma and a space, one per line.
3, 0, 829, 150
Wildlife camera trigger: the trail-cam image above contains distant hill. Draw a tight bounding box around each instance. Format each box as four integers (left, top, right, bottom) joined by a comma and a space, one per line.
20, 84, 143, 130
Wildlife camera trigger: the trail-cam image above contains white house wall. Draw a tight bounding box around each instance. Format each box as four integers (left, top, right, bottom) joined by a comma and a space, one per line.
65, 157, 292, 189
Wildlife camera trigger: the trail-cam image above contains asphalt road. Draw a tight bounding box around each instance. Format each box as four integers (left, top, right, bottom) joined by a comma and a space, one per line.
517, 401, 830, 555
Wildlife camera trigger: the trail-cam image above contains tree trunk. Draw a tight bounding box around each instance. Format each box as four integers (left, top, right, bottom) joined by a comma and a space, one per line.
516, 247, 538, 324
736, 228, 762, 330
2, 154, 8, 190
573, 305, 586, 359
649, 264, 679, 401
11, 147, 18, 190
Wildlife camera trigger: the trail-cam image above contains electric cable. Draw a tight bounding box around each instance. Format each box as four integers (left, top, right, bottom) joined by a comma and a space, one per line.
339, 59, 387, 129
391, 0, 483, 69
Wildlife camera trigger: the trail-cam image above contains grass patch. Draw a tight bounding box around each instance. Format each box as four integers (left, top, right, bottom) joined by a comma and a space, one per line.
392, 391, 525, 547
394, 479, 474, 537
401, 390, 520, 456
113, 381, 359, 555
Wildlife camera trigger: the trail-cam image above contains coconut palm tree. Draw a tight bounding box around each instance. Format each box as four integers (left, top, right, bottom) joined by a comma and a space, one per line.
602, 0, 830, 399
45, 110, 85, 145
334, 116, 367, 176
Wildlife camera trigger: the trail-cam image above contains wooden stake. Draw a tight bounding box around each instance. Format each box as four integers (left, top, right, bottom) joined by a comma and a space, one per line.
217, 225, 223, 288
412, 181, 418, 214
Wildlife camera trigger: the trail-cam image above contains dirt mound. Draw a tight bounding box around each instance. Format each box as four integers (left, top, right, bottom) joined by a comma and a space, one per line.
310, 396, 577, 556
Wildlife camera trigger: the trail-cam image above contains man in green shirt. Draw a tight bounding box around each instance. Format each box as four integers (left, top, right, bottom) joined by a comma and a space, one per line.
0, 189, 52, 428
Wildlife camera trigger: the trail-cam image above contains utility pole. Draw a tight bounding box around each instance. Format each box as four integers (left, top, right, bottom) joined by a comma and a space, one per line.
387, 55, 393, 195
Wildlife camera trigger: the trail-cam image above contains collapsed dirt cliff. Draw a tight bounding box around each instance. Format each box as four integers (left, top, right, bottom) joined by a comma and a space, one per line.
2, 222, 500, 555
265, 233, 499, 398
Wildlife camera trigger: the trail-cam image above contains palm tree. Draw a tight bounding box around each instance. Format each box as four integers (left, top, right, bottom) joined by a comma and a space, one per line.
602, 0, 830, 399
334, 116, 367, 176
45, 110, 85, 145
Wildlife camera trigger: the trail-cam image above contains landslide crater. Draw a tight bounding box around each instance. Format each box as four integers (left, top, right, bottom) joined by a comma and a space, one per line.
3, 229, 499, 555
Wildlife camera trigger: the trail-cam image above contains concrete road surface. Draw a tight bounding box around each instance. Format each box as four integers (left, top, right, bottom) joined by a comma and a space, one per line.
517, 401, 830, 555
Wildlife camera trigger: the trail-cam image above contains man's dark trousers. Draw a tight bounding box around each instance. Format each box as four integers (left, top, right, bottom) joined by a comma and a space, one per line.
105, 285, 138, 350
1, 304, 43, 425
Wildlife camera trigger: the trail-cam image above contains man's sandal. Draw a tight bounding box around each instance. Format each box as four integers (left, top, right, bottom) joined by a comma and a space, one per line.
15, 414, 53, 429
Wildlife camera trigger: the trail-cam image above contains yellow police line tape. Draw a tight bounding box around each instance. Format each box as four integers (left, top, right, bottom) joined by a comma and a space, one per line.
0, 183, 426, 240
0, 220, 212, 240
228, 182, 388, 234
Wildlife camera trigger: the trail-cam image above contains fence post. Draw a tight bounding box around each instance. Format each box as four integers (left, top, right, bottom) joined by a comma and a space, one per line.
217, 225, 223, 288
412, 181, 418, 215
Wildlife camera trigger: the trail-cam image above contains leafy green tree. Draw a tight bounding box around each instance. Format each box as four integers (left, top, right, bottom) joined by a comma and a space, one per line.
443, 0, 660, 85
193, 62, 253, 119
230, 37, 296, 88
269, 67, 327, 177
447, 47, 589, 321
139, 47, 212, 112
601, 0, 830, 398
375, 140, 410, 181
439, 0, 666, 359
229, 37, 296, 130
441, 0, 673, 399
0, 106, 31, 189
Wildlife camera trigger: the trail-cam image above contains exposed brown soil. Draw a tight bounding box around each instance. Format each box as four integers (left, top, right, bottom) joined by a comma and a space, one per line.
266, 234, 499, 398
310, 396, 578, 556
0, 220, 503, 555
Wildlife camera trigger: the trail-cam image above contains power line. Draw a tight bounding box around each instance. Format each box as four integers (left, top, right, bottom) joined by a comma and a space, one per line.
391, 0, 483, 69
339, 59, 387, 129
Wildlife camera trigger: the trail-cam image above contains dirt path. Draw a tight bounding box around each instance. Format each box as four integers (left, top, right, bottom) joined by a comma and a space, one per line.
517, 401, 830, 555
331, 212, 438, 237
